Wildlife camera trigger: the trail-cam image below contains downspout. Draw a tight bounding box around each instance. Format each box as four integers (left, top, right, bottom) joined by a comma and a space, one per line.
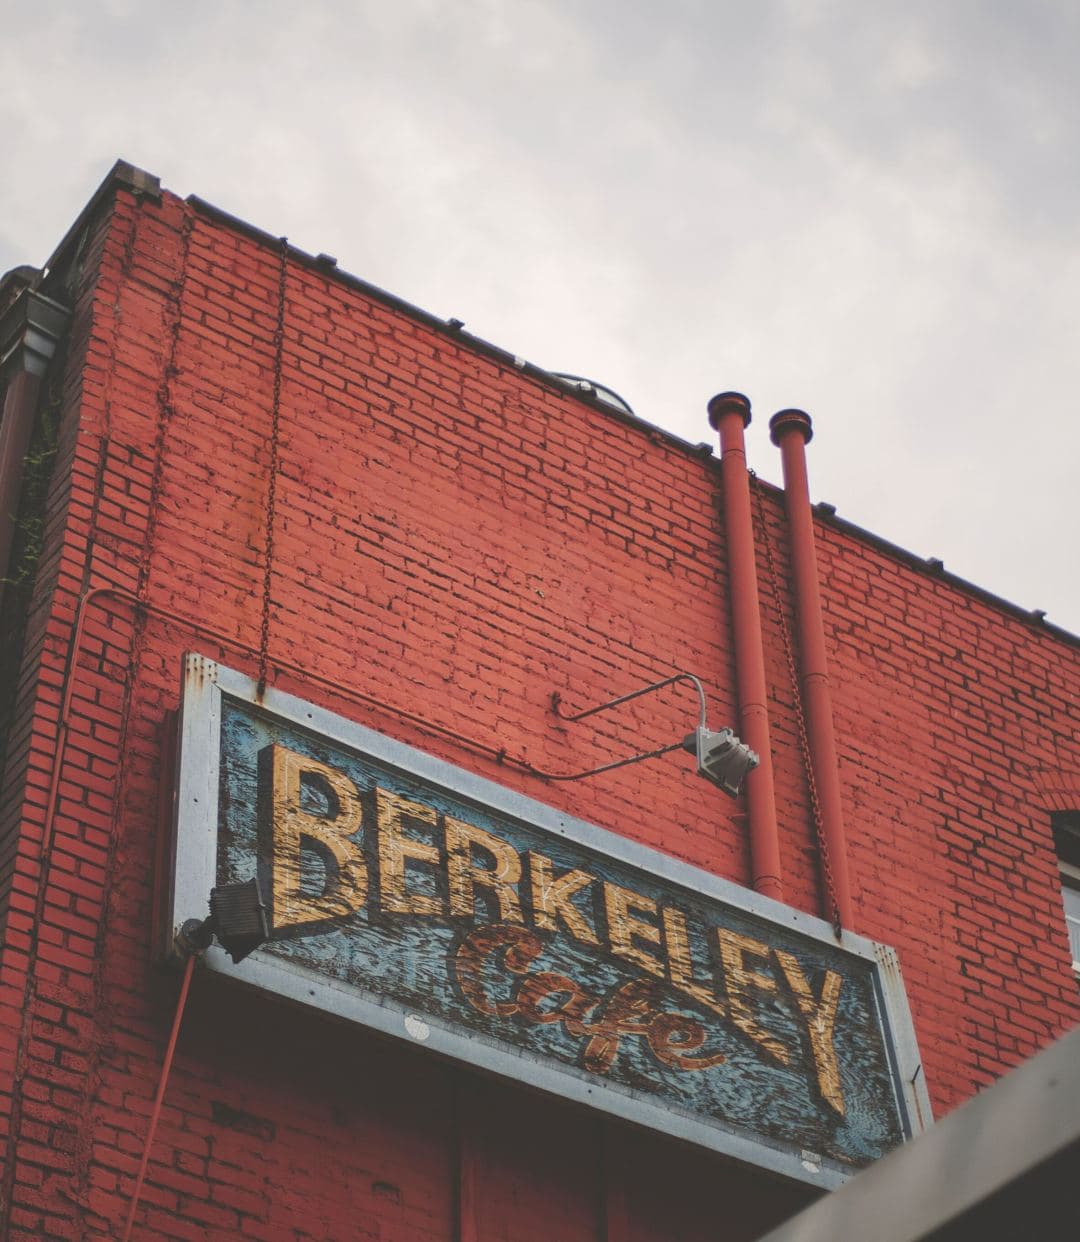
0, 282, 70, 613
768, 409, 854, 928
708, 392, 783, 902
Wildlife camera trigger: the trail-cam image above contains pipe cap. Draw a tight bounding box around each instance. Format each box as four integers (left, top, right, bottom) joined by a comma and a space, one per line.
707, 391, 752, 430
769, 408, 814, 445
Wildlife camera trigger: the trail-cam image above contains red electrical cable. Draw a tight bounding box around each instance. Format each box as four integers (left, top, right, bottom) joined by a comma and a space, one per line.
120, 953, 196, 1241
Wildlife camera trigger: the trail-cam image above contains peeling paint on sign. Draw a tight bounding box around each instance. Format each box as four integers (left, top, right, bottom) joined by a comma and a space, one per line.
168, 656, 930, 1189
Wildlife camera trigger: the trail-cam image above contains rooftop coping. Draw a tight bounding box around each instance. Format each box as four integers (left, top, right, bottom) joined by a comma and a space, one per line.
30, 158, 1080, 652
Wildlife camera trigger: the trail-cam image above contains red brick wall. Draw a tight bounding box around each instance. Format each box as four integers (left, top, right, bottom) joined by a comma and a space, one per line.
0, 176, 1077, 1239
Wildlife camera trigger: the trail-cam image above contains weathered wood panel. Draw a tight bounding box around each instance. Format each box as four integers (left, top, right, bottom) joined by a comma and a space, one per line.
170, 656, 927, 1189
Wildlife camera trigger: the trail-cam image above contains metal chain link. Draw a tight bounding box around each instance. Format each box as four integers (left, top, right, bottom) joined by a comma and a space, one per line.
258, 238, 289, 696
136, 212, 194, 606
77, 206, 195, 1220
750, 470, 843, 936
2, 192, 174, 1235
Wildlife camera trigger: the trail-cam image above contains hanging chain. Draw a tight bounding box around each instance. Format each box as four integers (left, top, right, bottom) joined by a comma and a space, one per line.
75, 206, 194, 1222
136, 212, 193, 605
258, 237, 289, 697
750, 470, 843, 937
2, 193, 181, 1236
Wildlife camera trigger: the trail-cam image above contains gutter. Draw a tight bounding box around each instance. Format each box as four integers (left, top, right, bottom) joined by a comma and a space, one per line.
0, 286, 71, 609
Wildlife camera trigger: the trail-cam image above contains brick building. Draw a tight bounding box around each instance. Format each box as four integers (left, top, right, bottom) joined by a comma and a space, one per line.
0, 161, 1077, 1240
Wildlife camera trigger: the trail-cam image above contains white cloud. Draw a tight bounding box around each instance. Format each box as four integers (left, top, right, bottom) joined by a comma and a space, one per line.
2, 0, 1078, 628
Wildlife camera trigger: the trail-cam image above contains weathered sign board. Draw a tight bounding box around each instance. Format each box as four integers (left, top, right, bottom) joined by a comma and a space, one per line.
166, 655, 930, 1188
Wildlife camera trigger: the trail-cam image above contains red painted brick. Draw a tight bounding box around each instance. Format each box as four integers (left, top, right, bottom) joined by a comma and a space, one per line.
0, 170, 1076, 1242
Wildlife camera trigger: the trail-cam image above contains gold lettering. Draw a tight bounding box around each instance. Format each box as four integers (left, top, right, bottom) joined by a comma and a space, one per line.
716, 929, 790, 1065
661, 907, 726, 1018
603, 883, 664, 978
376, 788, 444, 916
445, 817, 524, 923
527, 851, 599, 946
774, 950, 846, 1115
266, 744, 367, 931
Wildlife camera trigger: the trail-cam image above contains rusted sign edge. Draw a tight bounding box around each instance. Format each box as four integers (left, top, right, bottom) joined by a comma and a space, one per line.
166, 653, 932, 1189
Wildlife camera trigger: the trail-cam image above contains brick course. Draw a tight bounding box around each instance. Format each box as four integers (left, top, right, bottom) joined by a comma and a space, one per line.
0, 170, 1077, 1239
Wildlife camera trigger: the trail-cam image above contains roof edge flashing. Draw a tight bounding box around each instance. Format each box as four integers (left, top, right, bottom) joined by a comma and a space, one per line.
40, 158, 161, 282
185, 193, 702, 459
178, 188, 1080, 652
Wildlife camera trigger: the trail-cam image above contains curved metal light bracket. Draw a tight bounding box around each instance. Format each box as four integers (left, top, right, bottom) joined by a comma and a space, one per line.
534, 736, 689, 783
551, 671, 707, 732
534, 672, 758, 798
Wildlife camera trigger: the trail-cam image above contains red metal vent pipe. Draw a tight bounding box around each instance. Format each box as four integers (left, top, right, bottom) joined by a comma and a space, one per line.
769, 409, 854, 928
708, 393, 783, 903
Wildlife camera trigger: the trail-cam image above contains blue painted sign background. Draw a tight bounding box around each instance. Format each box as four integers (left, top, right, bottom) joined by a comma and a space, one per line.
211, 692, 906, 1172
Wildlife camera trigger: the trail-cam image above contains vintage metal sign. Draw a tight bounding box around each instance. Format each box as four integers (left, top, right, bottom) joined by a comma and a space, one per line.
166, 655, 929, 1188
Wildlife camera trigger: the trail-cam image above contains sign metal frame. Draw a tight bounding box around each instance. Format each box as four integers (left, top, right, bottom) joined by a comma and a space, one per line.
166, 654, 931, 1189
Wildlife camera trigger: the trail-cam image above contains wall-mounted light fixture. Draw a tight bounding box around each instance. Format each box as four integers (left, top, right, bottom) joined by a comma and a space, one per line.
176, 876, 270, 964
539, 672, 759, 799
124, 877, 269, 1239
681, 726, 759, 798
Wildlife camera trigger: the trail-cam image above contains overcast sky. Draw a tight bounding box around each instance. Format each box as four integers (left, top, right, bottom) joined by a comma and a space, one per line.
2, 1, 1078, 634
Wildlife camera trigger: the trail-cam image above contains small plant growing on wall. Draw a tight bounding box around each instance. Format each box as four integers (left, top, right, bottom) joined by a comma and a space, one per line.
0, 382, 63, 776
